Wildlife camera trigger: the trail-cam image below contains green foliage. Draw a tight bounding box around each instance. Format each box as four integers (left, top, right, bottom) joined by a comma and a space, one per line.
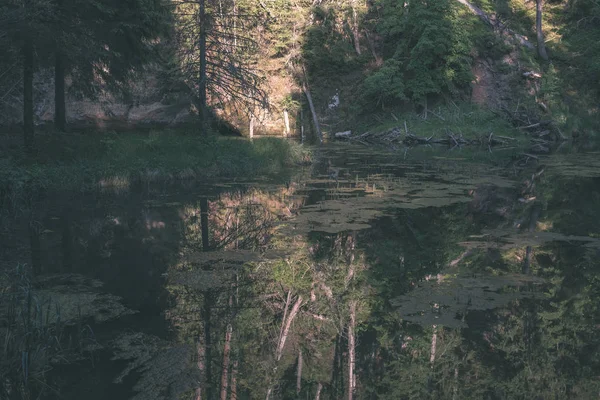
563, 0, 600, 95
303, 5, 362, 77
65, 0, 171, 100
363, 0, 477, 106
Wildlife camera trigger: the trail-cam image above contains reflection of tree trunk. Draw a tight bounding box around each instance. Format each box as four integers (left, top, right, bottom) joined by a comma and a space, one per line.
314, 383, 323, 400
277, 295, 303, 361
196, 339, 205, 400
220, 292, 234, 400
204, 293, 214, 399
199, 197, 212, 399
331, 334, 344, 399
523, 204, 541, 274
279, 290, 292, 347
430, 325, 438, 365
452, 367, 459, 400
54, 47, 66, 132
62, 210, 72, 272
29, 220, 41, 276
230, 360, 238, 400
296, 348, 303, 395
345, 234, 355, 289
200, 197, 210, 251
536, 0, 549, 60
348, 300, 357, 400
23, 15, 34, 151
266, 293, 303, 399
220, 321, 232, 400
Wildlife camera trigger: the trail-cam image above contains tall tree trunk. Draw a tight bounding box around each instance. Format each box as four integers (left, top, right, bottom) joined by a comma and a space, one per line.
230, 360, 238, 400
314, 383, 322, 400
302, 81, 322, 143
249, 115, 254, 138
198, 0, 209, 133
364, 30, 381, 64
54, 0, 66, 132
351, 2, 361, 55
300, 109, 305, 144
536, 0, 549, 60
54, 49, 66, 132
283, 110, 290, 137
296, 348, 303, 395
348, 301, 357, 400
23, 22, 34, 151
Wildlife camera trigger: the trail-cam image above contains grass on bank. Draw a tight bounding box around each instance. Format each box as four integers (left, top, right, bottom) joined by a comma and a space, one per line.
342, 103, 528, 145
0, 130, 312, 210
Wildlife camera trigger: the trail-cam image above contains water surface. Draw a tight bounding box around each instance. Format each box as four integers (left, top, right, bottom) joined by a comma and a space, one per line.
2, 144, 599, 399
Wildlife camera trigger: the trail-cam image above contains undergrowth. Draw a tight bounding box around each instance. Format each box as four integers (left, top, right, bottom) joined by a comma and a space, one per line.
0, 265, 96, 399
0, 131, 312, 213
345, 103, 526, 144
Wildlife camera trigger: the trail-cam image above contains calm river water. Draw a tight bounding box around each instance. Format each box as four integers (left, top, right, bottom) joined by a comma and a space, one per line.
2, 143, 599, 399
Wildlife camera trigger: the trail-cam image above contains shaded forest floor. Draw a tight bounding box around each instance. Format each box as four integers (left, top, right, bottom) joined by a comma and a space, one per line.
0, 131, 311, 212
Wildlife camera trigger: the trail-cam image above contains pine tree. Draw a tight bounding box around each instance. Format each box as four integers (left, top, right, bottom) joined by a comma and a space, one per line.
168, 0, 267, 135
51, 0, 170, 132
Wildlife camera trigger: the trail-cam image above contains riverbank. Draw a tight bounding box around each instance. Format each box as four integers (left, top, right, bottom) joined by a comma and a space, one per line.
330, 104, 580, 155
0, 130, 312, 212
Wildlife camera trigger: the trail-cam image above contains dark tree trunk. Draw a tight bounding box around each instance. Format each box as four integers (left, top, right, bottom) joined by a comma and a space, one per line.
230, 360, 238, 400
198, 0, 208, 133
523, 203, 541, 274
199, 196, 213, 398
23, 32, 34, 151
536, 0, 549, 60
203, 293, 213, 400
200, 197, 210, 251
54, 50, 66, 131
54, 0, 66, 131
62, 210, 72, 272
29, 221, 42, 276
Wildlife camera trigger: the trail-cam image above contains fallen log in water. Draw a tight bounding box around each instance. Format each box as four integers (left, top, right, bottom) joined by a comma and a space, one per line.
336, 126, 512, 148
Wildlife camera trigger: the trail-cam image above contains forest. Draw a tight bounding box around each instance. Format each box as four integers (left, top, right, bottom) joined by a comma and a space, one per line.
1, 0, 600, 399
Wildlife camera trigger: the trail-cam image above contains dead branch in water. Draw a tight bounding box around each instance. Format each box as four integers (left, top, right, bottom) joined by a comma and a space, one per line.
336, 126, 511, 148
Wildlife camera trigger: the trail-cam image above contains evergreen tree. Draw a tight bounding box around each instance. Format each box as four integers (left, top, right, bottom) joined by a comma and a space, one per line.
168, 0, 267, 135
51, 0, 170, 132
